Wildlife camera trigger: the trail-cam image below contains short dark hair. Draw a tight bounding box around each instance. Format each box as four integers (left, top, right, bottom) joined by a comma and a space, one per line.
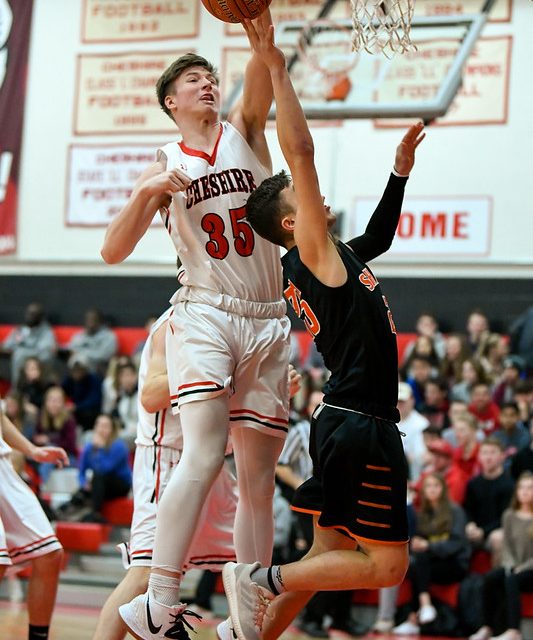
500, 401, 519, 413
156, 53, 218, 120
246, 171, 293, 247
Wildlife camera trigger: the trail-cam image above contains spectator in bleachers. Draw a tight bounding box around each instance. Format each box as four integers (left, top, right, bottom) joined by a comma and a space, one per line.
3, 390, 36, 440
493, 402, 530, 466
493, 356, 526, 407
1, 302, 57, 385
62, 353, 103, 432
510, 416, 533, 481
419, 378, 450, 431
466, 309, 491, 357
401, 335, 441, 381
34, 386, 78, 482
66, 308, 118, 377
403, 312, 446, 362
16, 356, 54, 422
441, 400, 470, 446
398, 382, 429, 483
469, 471, 533, 640
452, 412, 481, 482
101, 355, 134, 414
406, 355, 434, 411
469, 382, 501, 436
78, 413, 132, 523
440, 333, 472, 388
478, 333, 509, 386
393, 473, 470, 635
464, 438, 515, 567
509, 304, 533, 376
112, 362, 139, 443
414, 437, 469, 506
512, 379, 533, 424
450, 358, 489, 404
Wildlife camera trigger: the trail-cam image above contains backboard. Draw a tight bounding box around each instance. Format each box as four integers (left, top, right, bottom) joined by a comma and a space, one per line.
221, 0, 500, 121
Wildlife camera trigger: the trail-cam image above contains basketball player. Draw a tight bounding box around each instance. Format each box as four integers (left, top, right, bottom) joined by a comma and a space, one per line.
221, 16, 425, 640
0, 406, 66, 640
93, 307, 238, 640
102, 9, 291, 638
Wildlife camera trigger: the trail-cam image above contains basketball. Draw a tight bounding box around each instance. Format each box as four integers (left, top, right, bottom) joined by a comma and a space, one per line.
201, 0, 272, 23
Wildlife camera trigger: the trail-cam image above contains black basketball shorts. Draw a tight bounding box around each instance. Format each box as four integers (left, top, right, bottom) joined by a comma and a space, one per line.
292, 403, 408, 544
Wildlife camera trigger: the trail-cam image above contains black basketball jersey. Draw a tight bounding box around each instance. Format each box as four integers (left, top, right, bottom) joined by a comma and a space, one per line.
282, 241, 400, 422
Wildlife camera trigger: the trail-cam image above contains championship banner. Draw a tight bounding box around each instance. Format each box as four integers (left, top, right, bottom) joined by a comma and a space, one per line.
0, 0, 33, 256
74, 50, 188, 135
82, 0, 199, 43
374, 36, 512, 129
66, 144, 163, 227
415, 0, 511, 23
346, 197, 492, 258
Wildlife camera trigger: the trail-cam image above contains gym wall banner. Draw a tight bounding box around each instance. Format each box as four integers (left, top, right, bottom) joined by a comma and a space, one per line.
0, 0, 33, 256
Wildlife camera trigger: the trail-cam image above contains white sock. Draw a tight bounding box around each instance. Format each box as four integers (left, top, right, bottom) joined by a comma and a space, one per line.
148, 572, 182, 607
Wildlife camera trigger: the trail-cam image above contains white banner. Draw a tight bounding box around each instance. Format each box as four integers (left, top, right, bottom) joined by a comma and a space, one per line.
66, 144, 162, 226
346, 196, 492, 257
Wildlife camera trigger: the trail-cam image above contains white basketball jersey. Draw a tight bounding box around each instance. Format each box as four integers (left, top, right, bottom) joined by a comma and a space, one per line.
159, 122, 283, 303
135, 307, 183, 450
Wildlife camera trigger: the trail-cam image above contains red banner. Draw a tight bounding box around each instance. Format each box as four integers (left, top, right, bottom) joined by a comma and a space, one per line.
0, 0, 33, 256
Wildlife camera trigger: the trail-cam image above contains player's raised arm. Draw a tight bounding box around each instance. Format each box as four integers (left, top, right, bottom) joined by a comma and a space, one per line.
348, 122, 425, 262
229, 10, 275, 172
101, 159, 191, 264
244, 16, 344, 280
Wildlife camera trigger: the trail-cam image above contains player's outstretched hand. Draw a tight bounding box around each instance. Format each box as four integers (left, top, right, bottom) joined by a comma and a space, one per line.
142, 168, 192, 198
31, 445, 69, 468
394, 121, 425, 176
242, 10, 285, 70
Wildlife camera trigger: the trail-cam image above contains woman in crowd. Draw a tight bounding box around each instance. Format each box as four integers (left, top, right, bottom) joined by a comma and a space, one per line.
393, 473, 470, 635
34, 385, 78, 482
78, 413, 132, 523
470, 471, 533, 640
451, 358, 489, 404
16, 355, 54, 420
440, 334, 472, 388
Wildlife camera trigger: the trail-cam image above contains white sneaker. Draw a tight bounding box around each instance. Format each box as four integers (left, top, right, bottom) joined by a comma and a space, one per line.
216, 618, 237, 640
469, 627, 492, 640
373, 619, 394, 633
118, 592, 201, 639
418, 604, 437, 625
392, 620, 420, 635
222, 562, 274, 640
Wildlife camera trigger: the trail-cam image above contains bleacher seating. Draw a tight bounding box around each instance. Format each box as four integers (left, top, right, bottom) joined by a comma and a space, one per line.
0, 325, 417, 363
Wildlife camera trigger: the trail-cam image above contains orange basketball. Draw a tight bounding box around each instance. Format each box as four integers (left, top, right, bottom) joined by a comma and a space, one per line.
201, 0, 272, 23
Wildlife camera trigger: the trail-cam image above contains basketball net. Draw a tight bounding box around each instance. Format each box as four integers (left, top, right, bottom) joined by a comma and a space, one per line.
349, 0, 416, 57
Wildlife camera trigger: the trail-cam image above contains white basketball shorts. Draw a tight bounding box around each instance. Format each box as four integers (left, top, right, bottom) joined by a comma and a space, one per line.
167, 301, 290, 440
0, 455, 62, 567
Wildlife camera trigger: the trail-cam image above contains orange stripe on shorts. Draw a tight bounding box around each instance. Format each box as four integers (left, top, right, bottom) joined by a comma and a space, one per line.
356, 518, 391, 529
366, 464, 391, 471
358, 500, 392, 510
361, 482, 391, 491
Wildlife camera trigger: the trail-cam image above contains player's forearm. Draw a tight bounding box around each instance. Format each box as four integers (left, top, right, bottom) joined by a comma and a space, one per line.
141, 374, 170, 413
270, 65, 314, 164
242, 53, 273, 129
101, 187, 159, 264
1, 413, 36, 457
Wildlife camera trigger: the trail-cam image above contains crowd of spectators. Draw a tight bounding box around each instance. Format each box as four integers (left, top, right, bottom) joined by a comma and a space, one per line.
2, 301, 533, 637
